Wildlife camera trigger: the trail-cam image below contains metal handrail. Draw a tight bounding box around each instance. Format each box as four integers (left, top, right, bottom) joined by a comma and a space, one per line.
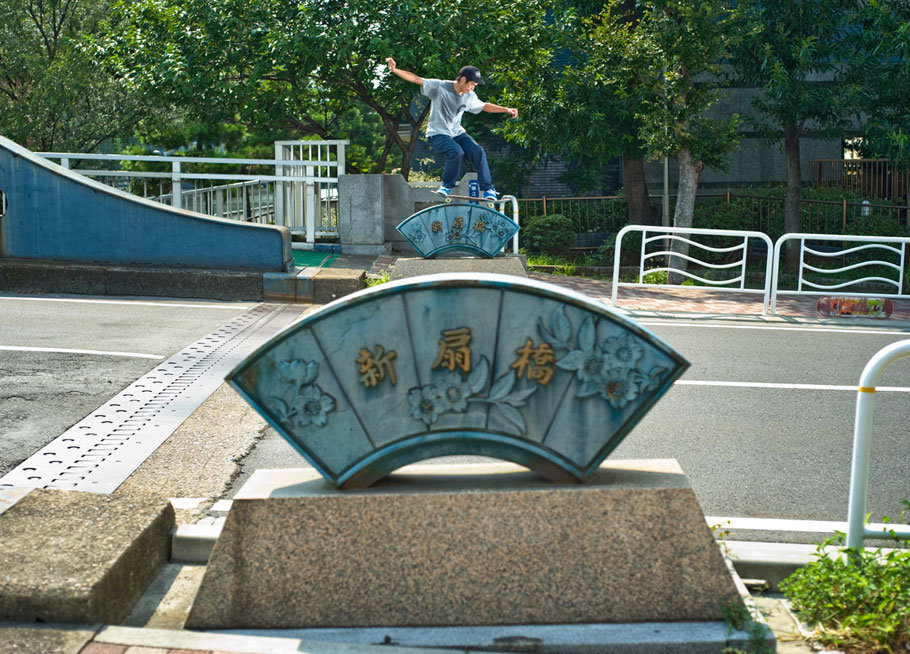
771, 233, 909, 313
611, 225, 774, 314
846, 340, 910, 551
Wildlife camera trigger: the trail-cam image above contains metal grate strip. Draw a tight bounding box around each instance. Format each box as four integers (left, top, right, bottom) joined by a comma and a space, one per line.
0, 303, 302, 494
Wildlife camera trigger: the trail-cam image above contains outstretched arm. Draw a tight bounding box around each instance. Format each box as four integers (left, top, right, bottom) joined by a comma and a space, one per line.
482, 102, 518, 119
385, 57, 423, 86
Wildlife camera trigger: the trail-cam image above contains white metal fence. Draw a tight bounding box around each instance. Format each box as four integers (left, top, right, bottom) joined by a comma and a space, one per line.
37, 140, 347, 243
771, 233, 909, 313
611, 225, 775, 314
612, 226, 910, 315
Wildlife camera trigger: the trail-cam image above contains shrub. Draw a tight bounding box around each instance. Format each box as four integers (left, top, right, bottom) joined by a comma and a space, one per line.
780, 508, 910, 654
520, 213, 575, 254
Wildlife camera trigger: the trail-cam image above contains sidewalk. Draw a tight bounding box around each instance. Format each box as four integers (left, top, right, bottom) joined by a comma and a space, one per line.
372, 255, 910, 323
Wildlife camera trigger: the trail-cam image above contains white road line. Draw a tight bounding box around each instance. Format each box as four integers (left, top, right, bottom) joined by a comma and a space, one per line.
641, 321, 910, 336
0, 296, 250, 310
675, 379, 910, 392
706, 516, 901, 535
0, 345, 164, 360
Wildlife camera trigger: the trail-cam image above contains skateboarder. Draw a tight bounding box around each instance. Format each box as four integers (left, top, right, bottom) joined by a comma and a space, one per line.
385, 57, 518, 201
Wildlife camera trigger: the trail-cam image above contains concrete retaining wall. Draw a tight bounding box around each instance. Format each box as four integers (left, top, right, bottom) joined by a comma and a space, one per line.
338, 174, 478, 254
0, 136, 292, 272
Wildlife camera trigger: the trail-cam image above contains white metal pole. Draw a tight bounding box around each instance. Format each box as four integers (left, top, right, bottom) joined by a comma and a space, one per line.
172, 161, 182, 210
846, 340, 910, 552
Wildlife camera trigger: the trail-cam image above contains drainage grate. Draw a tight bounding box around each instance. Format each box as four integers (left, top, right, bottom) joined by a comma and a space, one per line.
0, 303, 303, 494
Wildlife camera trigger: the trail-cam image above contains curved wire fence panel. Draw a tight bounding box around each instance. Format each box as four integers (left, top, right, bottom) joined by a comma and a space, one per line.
611, 225, 775, 315
771, 234, 910, 311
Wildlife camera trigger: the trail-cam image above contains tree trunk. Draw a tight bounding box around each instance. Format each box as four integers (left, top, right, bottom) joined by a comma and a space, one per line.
783, 123, 803, 270
669, 148, 703, 284
622, 152, 655, 225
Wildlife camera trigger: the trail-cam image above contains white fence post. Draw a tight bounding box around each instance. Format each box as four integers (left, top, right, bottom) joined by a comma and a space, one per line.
171, 161, 182, 210
846, 340, 910, 552
274, 143, 285, 227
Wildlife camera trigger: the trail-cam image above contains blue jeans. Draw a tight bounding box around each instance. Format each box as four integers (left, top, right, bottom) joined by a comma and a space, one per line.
428, 133, 493, 191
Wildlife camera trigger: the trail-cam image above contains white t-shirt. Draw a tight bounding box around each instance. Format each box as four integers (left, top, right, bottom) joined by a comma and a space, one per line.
421, 79, 485, 138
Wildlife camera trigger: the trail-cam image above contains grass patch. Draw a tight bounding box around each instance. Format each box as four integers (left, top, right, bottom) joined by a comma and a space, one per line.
780, 503, 910, 654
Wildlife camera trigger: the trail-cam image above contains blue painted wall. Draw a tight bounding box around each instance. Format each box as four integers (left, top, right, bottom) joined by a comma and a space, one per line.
0, 136, 292, 272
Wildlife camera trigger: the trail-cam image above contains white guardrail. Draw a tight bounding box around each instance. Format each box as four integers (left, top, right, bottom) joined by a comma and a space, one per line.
612, 227, 910, 315
846, 340, 910, 552
771, 233, 909, 313
611, 225, 775, 314
38, 140, 347, 243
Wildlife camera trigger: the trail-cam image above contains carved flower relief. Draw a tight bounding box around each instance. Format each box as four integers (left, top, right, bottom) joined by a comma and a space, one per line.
294, 385, 336, 427
542, 311, 668, 410
406, 356, 536, 433
406, 224, 426, 243
490, 218, 511, 240
435, 371, 471, 412
270, 358, 335, 428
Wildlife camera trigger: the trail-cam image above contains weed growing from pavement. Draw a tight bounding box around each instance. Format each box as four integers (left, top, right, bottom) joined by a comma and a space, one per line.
721, 598, 773, 654
366, 270, 390, 287
780, 501, 910, 654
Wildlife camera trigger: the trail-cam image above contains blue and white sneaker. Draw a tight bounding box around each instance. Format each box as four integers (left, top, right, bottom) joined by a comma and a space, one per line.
482, 188, 499, 201
433, 186, 450, 197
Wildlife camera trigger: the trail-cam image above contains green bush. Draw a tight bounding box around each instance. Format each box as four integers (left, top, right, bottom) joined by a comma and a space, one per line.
780, 508, 910, 654
520, 213, 575, 254
694, 199, 758, 232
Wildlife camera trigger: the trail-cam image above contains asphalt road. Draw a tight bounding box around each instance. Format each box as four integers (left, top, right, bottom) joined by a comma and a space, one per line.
3, 293, 909, 542
0, 294, 251, 474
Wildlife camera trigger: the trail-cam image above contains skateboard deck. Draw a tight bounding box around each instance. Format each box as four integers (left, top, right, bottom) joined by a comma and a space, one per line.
433, 193, 497, 208
816, 296, 893, 319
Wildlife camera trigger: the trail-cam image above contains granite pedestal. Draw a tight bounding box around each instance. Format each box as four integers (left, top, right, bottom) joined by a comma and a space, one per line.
187, 460, 741, 630
387, 255, 527, 280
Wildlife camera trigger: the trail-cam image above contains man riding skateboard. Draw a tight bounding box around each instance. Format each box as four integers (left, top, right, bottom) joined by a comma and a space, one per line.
385, 57, 518, 201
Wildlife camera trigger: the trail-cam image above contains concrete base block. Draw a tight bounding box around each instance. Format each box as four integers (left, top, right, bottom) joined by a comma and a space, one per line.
0, 258, 264, 300
388, 255, 528, 280
186, 460, 742, 630
0, 488, 175, 624
213, 620, 770, 654
263, 271, 298, 302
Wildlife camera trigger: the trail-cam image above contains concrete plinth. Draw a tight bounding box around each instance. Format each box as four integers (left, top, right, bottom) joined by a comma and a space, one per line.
186, 460, 741, 630
388, 255, 527, 280
0, 488, 175, 624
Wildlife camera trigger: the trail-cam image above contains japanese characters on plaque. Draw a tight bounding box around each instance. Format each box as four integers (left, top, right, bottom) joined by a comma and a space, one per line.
396, 203, 519, 258
228, 274, 688, 488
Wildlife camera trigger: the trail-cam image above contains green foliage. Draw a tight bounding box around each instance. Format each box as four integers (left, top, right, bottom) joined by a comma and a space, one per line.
780, 514, 910, 654
693, 200, 757, 232
101, 0, 550, 177
520, 214, 575, 255
0, 0, 163, 151
366, 271, 390, 287
846, 1, 910, 165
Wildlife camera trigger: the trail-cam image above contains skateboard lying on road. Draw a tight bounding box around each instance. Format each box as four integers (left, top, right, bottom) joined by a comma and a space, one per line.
816, 296, 894, 319
434, 193, 498, 208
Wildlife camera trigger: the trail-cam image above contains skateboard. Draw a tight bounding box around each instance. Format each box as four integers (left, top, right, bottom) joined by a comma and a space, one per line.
816, 296, 894, 319
433, 193, 497, 208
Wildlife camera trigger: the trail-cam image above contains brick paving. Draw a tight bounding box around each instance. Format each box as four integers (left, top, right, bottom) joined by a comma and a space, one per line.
370, 256, 910, 321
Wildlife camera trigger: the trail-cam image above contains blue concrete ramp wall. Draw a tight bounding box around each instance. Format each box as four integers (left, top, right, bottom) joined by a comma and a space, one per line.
0, 136, 292, 272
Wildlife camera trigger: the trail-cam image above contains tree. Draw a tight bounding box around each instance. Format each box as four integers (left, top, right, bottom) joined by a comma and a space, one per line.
0, 0, 160, 152
102, 0, 550, 177
847, 0, 910, 167
731, 0, 855, 268
498, 0, 657, 225
582, 0, 744, 278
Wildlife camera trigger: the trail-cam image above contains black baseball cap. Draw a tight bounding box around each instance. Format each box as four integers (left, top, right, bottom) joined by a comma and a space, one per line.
457, 66, 484, 85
